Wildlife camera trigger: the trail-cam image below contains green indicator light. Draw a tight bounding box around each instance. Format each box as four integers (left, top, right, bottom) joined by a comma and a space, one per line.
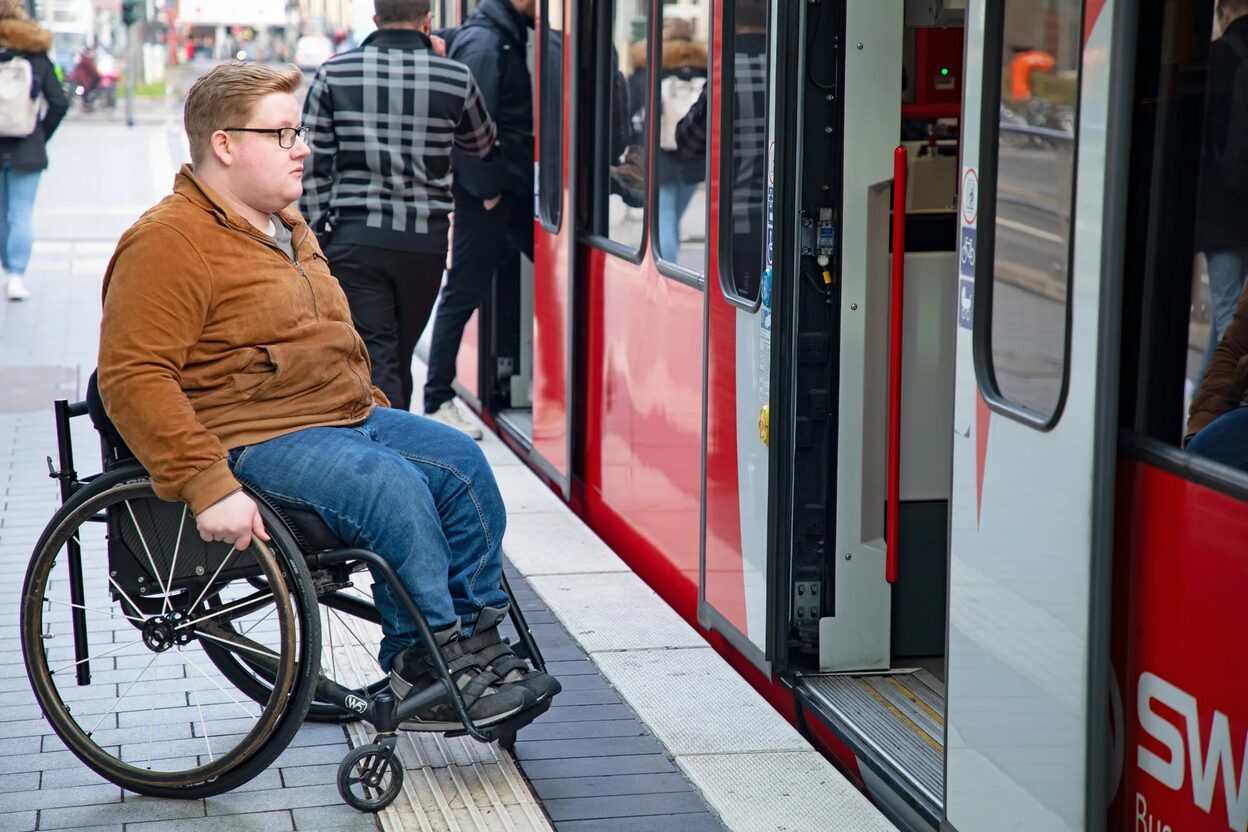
941, 67, 949, 76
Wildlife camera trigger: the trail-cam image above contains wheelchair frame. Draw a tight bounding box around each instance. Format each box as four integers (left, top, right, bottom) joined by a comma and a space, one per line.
42, 397, 553, 808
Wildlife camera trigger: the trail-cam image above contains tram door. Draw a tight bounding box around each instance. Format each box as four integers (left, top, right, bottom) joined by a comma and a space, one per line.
946, 0, 1129, 828
699, 0, 779, 667
530, 0, 576, 496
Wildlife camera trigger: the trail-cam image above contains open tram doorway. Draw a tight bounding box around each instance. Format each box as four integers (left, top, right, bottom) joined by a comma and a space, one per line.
770, 0, 967, 826
416, 6, 541, 448
413, 241, 536, 435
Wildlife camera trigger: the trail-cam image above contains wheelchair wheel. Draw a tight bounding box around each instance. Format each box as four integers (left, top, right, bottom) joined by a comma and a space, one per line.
204, 572, 391, 723
21, 469, 321, 798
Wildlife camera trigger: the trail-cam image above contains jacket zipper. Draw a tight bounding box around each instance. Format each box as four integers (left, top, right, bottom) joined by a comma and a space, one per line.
239, 221, 372, 402
287, 225, 370, 401
287, 227, 320, 320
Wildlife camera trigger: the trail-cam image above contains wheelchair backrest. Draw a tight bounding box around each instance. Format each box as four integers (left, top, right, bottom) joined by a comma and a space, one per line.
86, 370, 135, 470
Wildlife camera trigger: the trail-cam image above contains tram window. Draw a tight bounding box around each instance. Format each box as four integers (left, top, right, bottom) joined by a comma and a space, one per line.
978, 0, 1081, 423
1118, 0, 1248, 483
582, 0, 650, 254
652, 3, 710, 275
718, 0, 770, 305
538, 0, 563, 230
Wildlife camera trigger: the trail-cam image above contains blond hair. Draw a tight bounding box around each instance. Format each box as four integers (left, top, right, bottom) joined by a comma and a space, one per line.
183, 62, 302, 166
0, 0, 29, 20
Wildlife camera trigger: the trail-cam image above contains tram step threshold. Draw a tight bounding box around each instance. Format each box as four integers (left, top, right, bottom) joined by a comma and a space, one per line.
795, 670, 945, 829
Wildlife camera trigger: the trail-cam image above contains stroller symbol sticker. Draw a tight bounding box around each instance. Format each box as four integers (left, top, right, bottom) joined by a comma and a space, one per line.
958, 278, 974, 330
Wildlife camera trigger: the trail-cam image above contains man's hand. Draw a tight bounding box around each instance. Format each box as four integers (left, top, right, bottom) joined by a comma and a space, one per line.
195, 491, 269, 552
431, 34, 447, 56
483, 195, 502, 211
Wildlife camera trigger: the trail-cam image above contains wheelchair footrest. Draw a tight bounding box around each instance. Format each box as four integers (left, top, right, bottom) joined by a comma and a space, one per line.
413, 697, 553, 743
445, 697, 552, 743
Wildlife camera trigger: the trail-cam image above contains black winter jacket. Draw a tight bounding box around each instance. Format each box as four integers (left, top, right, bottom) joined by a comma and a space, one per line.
446, 0, 533, 200
1196, 15, 1248, 253
0, 19, 67, 172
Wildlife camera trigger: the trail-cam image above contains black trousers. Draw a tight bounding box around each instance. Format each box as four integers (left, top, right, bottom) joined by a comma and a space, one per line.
423, 188, 533, 414
325, 242, 446, 412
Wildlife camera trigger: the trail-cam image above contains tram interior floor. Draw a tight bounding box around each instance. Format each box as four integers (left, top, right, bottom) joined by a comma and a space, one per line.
907, 655, 945, 683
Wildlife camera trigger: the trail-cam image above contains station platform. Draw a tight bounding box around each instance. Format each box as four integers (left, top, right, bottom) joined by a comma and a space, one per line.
0, 386, 897, 832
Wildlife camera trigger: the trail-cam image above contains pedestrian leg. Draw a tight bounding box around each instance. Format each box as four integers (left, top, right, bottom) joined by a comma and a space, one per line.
395, 251, 447, 411
1200, 250, 1248, 384
424, 192, 505, 414
327, 242, 406, 409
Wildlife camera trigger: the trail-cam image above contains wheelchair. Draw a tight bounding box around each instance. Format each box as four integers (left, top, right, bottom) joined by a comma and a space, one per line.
19, 388, 554, 812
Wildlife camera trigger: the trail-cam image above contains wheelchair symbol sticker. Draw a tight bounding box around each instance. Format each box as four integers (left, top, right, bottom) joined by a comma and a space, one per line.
959, 227, 976, 277
958, 278, 974, 330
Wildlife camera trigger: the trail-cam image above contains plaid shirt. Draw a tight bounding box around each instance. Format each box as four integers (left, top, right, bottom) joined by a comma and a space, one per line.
727, 36, 768, 235
674, 34, 767, 235
300, 28, 496, 253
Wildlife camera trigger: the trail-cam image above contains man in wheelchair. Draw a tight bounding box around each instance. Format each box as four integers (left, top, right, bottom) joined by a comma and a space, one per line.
95, 62, 558, 733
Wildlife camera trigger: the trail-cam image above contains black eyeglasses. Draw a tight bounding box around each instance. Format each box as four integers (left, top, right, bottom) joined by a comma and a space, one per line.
222, 125, 309, 149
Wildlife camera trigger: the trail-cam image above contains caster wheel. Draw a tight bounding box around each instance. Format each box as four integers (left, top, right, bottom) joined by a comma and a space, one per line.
498, 733, 517, 751
337, 743, 404, 812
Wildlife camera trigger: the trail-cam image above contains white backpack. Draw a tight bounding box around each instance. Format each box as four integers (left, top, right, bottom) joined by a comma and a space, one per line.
0, 56, 40, 138
659, 75, 706, 152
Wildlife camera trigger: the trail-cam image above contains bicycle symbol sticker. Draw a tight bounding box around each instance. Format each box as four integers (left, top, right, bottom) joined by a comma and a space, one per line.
959, 226, 976, 277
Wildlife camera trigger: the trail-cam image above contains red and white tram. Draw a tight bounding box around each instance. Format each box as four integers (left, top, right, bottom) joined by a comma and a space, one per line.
434, 0, 1248, 829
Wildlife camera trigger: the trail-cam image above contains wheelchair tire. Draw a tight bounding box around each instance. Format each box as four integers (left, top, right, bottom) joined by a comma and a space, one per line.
20, 468, 322, 798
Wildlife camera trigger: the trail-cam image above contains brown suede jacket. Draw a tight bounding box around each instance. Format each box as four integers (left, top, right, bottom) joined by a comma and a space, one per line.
1188, 284, 1248, 440
99, 166, 388, 514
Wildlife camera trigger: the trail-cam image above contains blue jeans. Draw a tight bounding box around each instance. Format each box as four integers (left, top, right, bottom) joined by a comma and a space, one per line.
1187, 406, 1248, 473
0, 163, 41, 275
1200, 251, 1248, 383
657, 176, 698, 261
229, 406, 509, 670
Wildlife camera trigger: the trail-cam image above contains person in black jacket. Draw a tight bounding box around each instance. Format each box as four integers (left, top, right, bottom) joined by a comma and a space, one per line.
1195, 0, 1248, 381
0, 0, 67, 301
300, 0, 496, 412
422, 0, 535, 437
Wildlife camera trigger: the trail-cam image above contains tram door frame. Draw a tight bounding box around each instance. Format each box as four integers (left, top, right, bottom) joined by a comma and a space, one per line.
945, 0, 1134, 828
530, 0, 578, 498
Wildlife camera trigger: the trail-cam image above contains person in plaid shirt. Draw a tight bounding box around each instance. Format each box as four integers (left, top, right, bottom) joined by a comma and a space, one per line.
300, 0, 496, 412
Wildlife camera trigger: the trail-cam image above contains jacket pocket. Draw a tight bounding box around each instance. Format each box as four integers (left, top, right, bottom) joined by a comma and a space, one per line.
230, 345, 284, 401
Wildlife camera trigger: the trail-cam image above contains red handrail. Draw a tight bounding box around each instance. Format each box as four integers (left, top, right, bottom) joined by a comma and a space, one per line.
886, 146, 907, 585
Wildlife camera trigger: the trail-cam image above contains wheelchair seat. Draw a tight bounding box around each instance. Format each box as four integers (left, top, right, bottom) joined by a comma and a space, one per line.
86, 370, 349, 554
273, 505, 348, 553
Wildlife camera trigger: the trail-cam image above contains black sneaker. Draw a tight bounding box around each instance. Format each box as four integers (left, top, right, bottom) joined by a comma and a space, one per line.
389, 636, 534, 732
459, 607, 562, 704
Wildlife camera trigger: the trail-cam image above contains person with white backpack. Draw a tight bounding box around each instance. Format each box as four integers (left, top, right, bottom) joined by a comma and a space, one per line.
651, 17, 706, 262
0, 0, 66, 301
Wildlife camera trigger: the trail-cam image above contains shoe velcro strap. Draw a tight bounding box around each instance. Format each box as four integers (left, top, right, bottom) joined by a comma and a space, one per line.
418, 643, 487, 677
459, 668, 502, 706
442, 652, 486, 677
473, 641, 514, 663
439, 639, 473, 662
457, 627, 504, 655
493, 653, 530, 675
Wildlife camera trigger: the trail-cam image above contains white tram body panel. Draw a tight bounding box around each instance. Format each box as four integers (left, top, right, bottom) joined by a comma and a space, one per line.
948, 0, 1120, 828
